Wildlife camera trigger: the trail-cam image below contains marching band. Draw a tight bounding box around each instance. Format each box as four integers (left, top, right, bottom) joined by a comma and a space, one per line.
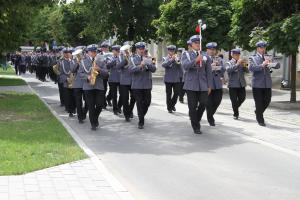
11, 37, 280, 133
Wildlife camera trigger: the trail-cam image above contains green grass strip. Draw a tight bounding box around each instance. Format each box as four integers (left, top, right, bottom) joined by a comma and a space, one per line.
0, 77, 27, 86
0, 91, 87, 175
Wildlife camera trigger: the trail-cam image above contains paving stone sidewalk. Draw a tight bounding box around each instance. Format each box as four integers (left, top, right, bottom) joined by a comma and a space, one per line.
0, 159, 120, 200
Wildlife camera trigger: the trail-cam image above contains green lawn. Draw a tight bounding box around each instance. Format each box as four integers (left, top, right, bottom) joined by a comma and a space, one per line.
0, 65, 16, 75
0, 77, 27, 86
0, 92, 86, 175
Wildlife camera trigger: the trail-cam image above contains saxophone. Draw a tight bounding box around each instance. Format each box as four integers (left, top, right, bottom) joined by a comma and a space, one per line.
53, 56, 64, 75
67, 72, 75, 88
90, 59, 98, 86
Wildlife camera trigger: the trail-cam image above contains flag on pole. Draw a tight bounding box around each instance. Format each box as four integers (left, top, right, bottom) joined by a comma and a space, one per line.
195, 25, 201, 33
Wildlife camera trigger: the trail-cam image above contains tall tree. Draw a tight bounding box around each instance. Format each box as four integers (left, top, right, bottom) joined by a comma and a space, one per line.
0, 0, 53, 53
230, 0, 300, 102
85, 0, 163, 43
60, 1, 93, 45
152, 0, 233, 49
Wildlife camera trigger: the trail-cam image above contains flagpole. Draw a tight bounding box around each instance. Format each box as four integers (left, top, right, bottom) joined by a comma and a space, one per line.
198, 19, 202, 53
197, 19, 207, 67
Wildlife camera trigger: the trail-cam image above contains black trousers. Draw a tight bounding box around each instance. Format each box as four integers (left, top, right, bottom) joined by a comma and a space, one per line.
63, 87, 76, 114
206, 89, 223, 123
165, 82, 180, 111
107, 82, 122, 112
186, 90, 208, 131
19, 64, 26, 74
58, 82, 65, 106
252, 88, 272, 123
84, 89, 105, 127
179, 78, 185, 101
15, 65, 19, 75
132, 89, 151, 125
120, 85, 136, 118
39, 67, 47, 81
73, 88, 88, 121
229, 87, 246, 117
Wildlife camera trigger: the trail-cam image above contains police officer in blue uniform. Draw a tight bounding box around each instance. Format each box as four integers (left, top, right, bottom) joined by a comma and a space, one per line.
107, 45, 122, 115
71, 47, 88, 124
117, 44, 136, 122
181, 35, 213, 134
58, 47, 76, 117
78, 44, 109, 130
99, 41, 111, 108
225, 48, 249, 119
249, 41, 280, 126
162, 45, 182, 113
205, 42, 225, 126
129, 42, 156, 129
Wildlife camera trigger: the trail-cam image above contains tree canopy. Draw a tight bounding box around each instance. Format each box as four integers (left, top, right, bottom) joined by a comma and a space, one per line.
0, 0, 53, 52
230, 0, 300, 102
84, 0, 163, 43
152, 0, 232, 49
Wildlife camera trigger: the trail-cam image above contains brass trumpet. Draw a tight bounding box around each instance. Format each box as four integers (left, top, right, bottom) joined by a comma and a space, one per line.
240, 57, 249, 68
171, 54, 181, 64
90, 59, 98, 86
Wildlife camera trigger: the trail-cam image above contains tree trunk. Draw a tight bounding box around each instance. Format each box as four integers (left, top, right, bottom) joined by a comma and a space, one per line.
290, 53, 297, 102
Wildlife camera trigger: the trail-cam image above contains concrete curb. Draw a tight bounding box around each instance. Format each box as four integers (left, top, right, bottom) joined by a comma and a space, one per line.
25, 79, 135, 200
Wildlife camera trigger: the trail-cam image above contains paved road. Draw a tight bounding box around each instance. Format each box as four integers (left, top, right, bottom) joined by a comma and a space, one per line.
24, 74, 300, 200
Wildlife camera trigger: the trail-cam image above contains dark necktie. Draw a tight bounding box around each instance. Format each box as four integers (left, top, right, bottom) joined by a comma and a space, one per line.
196, 51, 199, 56
262, 55, 265, 61
92, 57, 95, 63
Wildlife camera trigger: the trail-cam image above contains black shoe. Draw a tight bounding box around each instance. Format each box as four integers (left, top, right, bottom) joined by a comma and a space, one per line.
113, 111, 118, 115
258, 122, 266, 126
172, 107, 176, 112
168, 110, 173, 113
234, 115, 239, 120
79, 119, 84, 124
91, 126, 97, 131
138, 124, 144, 129
130, 112, 134, 118
209, 121, 215, 126
194, 129, 202, 134
69, 113, 74, 117
117, 108, 122, 114
125, 117, 130, 122
95, 121, 99, 128
179, 99, 184, 103
107, 100, 112, 107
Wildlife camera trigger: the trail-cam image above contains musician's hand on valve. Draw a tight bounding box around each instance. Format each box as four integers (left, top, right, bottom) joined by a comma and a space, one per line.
262, 60, 269, 67
237, 59, 243, 65
140, 61, 145, 68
